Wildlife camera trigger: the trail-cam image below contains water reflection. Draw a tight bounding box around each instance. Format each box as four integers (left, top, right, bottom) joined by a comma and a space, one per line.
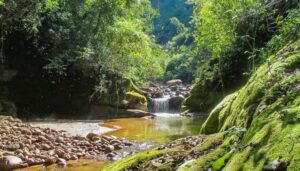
101, 114, 206, 144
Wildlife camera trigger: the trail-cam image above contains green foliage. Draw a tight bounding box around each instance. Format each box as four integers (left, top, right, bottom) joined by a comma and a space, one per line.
0, 0, 171, 116
164, 27, 200, 83
1, 0, 169, 83
193, 0, 261, 58
183, 0, 299, 112
267, 6, 300, 54
44, 0, 59, 11
104, 6, 168, 82
151, 0, 193, 44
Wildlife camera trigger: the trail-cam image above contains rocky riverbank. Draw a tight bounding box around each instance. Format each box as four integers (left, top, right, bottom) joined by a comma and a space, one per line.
0, 116, 133, 170
101, 134, 225, 171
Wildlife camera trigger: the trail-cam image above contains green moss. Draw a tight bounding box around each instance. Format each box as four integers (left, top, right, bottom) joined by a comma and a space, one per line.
101, 148, 174, 171
212, 152, 232, 170
200, 93, 238, 134
200, 40, 300, 170
178, 135, 238, 171
182, 81, 229, 113
125, 91, 147, 110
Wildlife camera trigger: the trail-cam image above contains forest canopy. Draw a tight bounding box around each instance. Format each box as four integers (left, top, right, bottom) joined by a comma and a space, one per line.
0, 0, 168, 83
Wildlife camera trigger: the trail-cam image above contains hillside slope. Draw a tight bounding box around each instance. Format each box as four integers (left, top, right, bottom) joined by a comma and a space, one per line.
181, 36, 300, 171
102, 39, 300, 171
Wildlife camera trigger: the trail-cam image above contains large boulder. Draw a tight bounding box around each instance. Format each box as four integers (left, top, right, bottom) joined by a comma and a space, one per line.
125, 91, 147, 111
169, 95, 184, 112
181, 81, 228, 113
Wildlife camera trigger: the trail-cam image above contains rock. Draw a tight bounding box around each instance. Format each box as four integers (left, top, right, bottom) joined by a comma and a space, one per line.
149, 82, 158, 87
32, 128, 44, 136
166, 79, 182, 86
56, 137, 64, 143
41, 143, 52, 150
86, 133, 99, 141
37, 136, 47, 142
151, 89, 164, 98
7, 143, 21, 151
45, 157, 57, 165
170, 85, 178, 91
0, 156, 24, 170
110, 140, 122, 145
125, 109, 154, 117
113, 144, 123, 150
63, 153, 71, 160
70, 155, 78, 160
55, 149, 66, 158
25, 158, 36, 165
105, 145, 115, 153
169, 95, 184, 112
19, 128, 32, 135
22, 148, 32, 156
57, 158, 67, 167
125, 91, 148, 110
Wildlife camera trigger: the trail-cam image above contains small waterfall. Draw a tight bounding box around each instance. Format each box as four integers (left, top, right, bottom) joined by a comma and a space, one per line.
152, 96, 170, 113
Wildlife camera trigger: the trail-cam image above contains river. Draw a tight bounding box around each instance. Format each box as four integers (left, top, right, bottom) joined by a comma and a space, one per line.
19, 95, 207, 171
18, 114, 206, 171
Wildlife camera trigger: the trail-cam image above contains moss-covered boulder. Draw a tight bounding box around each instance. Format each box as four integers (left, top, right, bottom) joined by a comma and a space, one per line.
182, 79, 230, 113
125, 91, 147, 111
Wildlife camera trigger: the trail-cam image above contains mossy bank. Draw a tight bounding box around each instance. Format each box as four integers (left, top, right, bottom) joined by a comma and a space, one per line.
101, 39, 300, 170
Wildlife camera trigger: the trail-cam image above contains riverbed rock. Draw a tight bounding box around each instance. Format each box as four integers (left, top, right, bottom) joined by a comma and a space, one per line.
105, 145, 115, 153
125, 91, 148, 111
149, 82, 159, 87
45, 157, 57, 165
166, 79, 182, 86
0, 156, 24, 170
125, 109, 154, 117
41, 144, 52, 150
0, 116, 134, 169
169, 95, 184, 112
57, 158, 67, 167
151, 89, 164, 98
86, 133, 99, 141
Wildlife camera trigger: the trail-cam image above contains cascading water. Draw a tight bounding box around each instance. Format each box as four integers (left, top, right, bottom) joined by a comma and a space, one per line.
151, 96, 170, 113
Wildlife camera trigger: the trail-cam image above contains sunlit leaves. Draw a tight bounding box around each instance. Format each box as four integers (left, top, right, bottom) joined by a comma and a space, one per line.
267, 7, 300, 54
193, 0, 262, 58
45, 0, 59, 11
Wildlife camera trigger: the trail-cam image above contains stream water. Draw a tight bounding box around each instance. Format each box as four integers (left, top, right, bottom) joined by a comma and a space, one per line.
152, 96, 170, 113
20, 96, 207, 171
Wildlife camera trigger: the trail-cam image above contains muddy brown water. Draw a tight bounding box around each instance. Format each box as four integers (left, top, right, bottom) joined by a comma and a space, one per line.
19, 113, 207, 171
